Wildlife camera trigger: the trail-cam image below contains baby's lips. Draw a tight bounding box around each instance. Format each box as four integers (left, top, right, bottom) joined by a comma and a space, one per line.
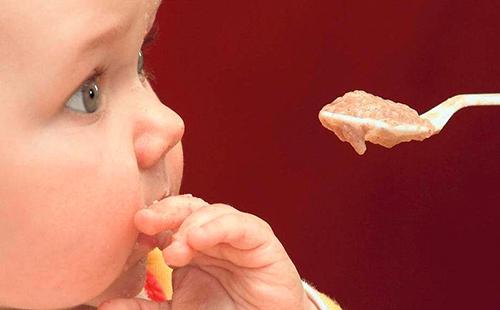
151, 193, 193, 205
137, 233, 159, 249
137, 230, 172, 250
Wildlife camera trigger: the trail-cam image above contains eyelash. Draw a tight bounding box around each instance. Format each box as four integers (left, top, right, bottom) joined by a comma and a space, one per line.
138, 66, 153, 83
90, 47, 150, 85
139, 25, 158, 82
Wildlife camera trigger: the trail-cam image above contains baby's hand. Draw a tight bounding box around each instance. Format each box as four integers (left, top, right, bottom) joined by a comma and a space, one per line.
99, 195, 317, 310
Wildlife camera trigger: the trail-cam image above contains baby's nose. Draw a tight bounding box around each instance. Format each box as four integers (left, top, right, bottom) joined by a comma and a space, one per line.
133, 93, 185, 169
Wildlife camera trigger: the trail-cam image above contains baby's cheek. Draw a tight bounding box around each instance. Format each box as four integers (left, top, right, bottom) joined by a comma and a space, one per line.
67, 164, 143, 298
0, 200, 141, 309
0, 146, 142, 308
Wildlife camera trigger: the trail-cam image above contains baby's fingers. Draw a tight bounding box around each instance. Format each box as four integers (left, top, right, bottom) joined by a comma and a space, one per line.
188, 212, 272, 251
134, 194, 209, 235
182, 210, 282, 268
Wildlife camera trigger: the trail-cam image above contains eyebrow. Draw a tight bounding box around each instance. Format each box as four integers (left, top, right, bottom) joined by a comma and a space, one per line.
82, 22, 128, 52
82, 11, 160, 52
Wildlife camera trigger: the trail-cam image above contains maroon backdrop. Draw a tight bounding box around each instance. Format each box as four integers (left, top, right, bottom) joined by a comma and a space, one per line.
146, 1, 500, 309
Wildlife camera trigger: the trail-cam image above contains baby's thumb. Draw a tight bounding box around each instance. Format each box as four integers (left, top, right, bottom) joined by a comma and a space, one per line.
97, 298, 171, 310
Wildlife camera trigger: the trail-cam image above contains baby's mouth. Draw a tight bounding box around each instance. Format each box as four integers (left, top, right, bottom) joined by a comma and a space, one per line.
146, 188, 171, 207
137, 230, 171, 249
124, 231, 171, 272
124, 190, 173, 271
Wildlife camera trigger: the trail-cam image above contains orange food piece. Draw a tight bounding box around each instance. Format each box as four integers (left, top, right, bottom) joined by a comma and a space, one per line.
145, 247, 173, 300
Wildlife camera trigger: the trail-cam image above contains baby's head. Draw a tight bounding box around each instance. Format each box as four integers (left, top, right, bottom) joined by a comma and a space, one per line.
0, 0, 184, 308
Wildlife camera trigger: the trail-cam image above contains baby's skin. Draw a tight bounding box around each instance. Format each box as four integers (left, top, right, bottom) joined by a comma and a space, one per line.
0, 0, 319, 309
100, 194, 316, 309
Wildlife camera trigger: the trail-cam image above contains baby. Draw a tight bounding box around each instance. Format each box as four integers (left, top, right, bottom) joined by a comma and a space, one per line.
0, 1, 340, 309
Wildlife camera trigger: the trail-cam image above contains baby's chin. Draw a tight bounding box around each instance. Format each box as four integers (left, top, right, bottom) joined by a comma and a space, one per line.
85, 256, 148, 307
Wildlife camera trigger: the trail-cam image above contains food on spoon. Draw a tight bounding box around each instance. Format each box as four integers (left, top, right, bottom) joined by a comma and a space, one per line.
318, 90, 435, 155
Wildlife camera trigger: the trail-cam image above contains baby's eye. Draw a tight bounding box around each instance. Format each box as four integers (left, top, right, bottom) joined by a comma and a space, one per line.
65, 78, 100, 113
137, 50, 144, 75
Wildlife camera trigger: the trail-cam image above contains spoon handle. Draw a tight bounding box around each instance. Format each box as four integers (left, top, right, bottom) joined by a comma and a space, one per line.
461, 93, 500, 106
420, 93, 500, 131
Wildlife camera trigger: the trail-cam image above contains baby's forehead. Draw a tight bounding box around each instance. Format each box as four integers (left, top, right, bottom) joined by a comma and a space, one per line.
2, 0, 160, 36
1, 0, 160, 58
67, 0, 161, 35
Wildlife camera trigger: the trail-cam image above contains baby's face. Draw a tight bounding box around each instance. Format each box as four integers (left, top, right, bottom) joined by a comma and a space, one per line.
0, 0, 184, 308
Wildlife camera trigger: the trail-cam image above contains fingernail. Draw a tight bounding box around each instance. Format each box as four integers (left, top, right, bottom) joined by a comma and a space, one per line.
182, 193, 193, 197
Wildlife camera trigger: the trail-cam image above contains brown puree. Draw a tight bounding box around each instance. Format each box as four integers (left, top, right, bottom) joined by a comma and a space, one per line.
319, 90, 435, 155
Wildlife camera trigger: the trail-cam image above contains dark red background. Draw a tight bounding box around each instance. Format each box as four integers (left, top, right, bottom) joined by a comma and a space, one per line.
147, 1, 500, 309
